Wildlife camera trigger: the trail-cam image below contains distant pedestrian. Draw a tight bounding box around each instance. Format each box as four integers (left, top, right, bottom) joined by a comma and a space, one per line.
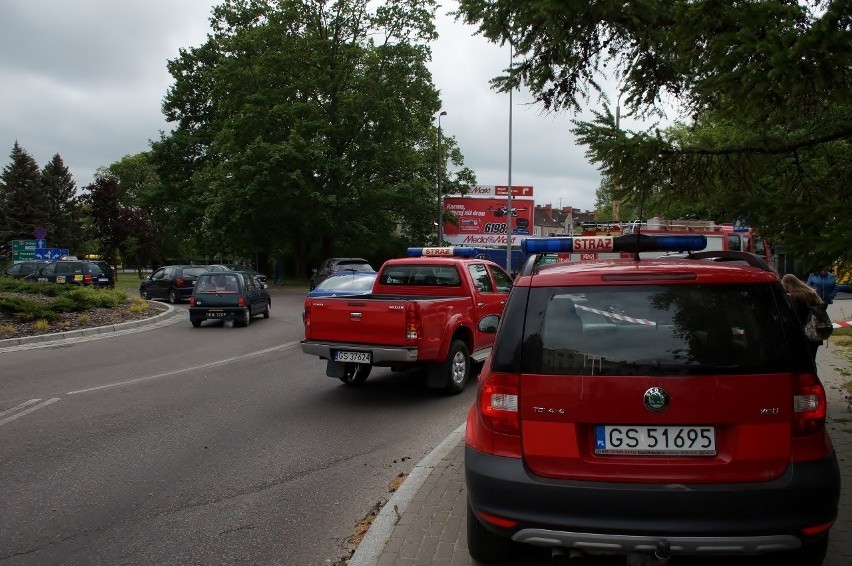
274, 259, 284, 286
807, 266, 838, 305
782, 273, 824, 361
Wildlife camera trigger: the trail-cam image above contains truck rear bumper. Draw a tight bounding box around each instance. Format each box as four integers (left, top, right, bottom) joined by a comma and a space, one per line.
300, 341, 418, 364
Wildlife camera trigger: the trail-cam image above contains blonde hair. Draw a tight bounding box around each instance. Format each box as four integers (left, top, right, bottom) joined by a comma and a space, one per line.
781, 274, 822, 306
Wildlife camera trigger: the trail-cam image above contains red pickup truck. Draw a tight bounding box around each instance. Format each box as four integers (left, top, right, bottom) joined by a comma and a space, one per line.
300, 247, 514, 394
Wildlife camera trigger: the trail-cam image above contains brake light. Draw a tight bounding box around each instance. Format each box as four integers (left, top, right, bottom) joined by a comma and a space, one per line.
83, 274, 92, 284
792, 372, 826, 437
304, 301, 312, 337
238, 296, 246, 307
480, 371, 519, 435
406, 303, 421, 340
189, 296, 197, 306
176, 277, 186, 287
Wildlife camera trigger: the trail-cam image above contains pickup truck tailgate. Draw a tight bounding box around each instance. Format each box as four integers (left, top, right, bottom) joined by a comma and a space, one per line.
307, 298, 409, 346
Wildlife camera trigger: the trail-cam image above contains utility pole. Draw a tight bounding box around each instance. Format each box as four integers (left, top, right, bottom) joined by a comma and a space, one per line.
437, 110, 447, 245
505, 43, 514, 273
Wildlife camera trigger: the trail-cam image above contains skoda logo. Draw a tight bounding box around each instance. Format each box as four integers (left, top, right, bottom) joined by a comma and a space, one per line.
643, 387, 669, 413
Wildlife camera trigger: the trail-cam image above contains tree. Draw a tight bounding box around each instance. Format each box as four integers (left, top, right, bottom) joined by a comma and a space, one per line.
455, 0, 852, 267
152, 0, 474, 278
0, 142, 50, 253
79, 177, 124, 270
41, 154, 83, 253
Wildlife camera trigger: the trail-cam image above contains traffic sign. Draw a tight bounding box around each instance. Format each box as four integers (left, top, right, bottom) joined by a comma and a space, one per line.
12, 239, 36, 252
34, 248, 69, 260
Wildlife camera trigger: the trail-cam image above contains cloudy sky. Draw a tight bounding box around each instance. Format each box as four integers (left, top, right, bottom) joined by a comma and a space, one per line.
0, 1, 612, 212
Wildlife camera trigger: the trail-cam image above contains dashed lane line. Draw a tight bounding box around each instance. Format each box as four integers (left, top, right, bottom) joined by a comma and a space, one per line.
66, 340, 301, 395
0, 398, 61, 427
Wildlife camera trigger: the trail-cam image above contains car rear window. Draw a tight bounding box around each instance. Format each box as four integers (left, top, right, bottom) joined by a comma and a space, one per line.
184, 267, 207, 277
335, 261, 373, 272
196, 274, 240, 292
519, 284, 799, 376
379, 265, 461, 286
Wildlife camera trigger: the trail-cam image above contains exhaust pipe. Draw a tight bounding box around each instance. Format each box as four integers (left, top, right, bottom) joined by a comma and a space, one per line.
550, 547, 567, 561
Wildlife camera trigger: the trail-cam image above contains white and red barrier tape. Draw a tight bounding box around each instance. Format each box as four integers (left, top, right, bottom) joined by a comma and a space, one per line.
575, 305, 657, 326
833, 320, 852, 329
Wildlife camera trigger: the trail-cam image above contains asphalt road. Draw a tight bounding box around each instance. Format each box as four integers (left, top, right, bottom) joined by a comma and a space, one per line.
0, 290, 475, 565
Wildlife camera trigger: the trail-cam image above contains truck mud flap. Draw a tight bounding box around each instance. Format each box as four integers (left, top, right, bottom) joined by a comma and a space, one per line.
326, 360, 346, 378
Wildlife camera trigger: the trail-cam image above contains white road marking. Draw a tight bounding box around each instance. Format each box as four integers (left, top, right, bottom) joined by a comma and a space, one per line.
67, 340, 301, 395
0, 398, 43, 418
0, 398, 61, 427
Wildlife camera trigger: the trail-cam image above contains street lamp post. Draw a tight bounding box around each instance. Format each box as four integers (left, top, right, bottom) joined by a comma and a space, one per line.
437, 111, 447, 245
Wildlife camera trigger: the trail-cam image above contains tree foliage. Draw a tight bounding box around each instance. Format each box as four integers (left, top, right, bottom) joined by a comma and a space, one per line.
41, 154, 83, 253
0, 142, 50, 256
455, 0, 852, 269
151, 0, 474, 277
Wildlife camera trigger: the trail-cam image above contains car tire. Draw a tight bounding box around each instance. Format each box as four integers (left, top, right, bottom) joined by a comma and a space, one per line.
191, 319, 201, 328
169, 289, 180, 304
140, 289, 149, 300
340, 363, 372, 385
466, 501, 515, 563
433, 339, 470, 395
262, 300, 270, 319
239, 307, 251, 327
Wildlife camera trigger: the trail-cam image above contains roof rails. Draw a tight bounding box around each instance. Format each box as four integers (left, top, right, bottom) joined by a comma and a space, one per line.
679, 250, 774, 272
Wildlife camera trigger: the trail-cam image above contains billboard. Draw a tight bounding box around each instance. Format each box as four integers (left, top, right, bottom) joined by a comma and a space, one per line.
448, 185, 534, 198
443, 197, 535, 246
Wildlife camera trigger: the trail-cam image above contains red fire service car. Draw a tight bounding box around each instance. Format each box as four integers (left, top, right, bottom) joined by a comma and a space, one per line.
465, 234, 840, 565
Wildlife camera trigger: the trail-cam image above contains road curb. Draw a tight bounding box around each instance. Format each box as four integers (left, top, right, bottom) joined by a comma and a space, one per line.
347, 423, 466, 566
0, 302, 182, 352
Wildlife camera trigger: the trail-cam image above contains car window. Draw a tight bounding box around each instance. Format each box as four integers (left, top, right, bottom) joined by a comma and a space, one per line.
5, 264, 21, 275
489, 265, 514, 293
468, 264, 494, 293
317, 274, 376, 292
152, 269, 165, 280
523, 284, 789, 376
40, 263, 56, 276
380, 265, 461, 286
335, 261, 372, 272
184, 267, 207, 277
56, 262, 73, 275
244, 274, 256, 290
164, 267, 176, 278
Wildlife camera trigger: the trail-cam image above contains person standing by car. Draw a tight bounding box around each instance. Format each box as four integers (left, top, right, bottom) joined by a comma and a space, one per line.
782, 273, 824, 361
807, 266, 838, 306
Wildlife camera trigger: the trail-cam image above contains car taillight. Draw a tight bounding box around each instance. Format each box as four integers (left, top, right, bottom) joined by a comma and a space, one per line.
238, 296, 246, 307
466, 368, 522, 458
791, 371, 833, 462
303, 302, 311, 338
84, 274, 92, 284
189, 296, 197, 306
792, 372, 826, 437
480, 371, 520, 435
405, 303, 421, 340
176, 277, 186, 287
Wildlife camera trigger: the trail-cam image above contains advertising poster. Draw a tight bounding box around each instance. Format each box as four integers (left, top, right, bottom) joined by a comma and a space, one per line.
443, 197, 535, 246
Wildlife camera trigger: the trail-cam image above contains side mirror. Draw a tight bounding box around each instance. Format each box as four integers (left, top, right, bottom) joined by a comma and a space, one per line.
146, 275, 152, 280
478, 314, 500, 334
312, 268, 318, 275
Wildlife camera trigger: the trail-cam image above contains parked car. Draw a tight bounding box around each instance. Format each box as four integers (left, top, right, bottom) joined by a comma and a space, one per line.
1, 260, 48, 280
205, 264, 268, 285
24, 260, 113, 288
310, 257, 374, 289
465, 235, 840, 565
306, 270, 377, 299
139, 265, 207, 303
189, 271, 271, 327
92, 260, 116, 288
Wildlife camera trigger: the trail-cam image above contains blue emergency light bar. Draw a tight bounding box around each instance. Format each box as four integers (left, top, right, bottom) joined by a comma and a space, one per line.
406, 246, 479, 258
521, 234, 707, 254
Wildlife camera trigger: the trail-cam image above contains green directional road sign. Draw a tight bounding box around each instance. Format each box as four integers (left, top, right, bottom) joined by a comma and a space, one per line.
12, 239, 37, 252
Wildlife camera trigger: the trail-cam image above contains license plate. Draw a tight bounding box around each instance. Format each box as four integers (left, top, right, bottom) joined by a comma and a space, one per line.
333, 350, 371, 364
594, 425, 716, 455
207, 311, 226, 317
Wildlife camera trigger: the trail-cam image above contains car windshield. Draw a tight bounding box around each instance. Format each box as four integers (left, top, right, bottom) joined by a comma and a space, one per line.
335, 261, 372, 272
524, 284, 789, 376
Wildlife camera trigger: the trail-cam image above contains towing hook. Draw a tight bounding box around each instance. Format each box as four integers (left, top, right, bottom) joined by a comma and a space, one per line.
655, 539, 671, 565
